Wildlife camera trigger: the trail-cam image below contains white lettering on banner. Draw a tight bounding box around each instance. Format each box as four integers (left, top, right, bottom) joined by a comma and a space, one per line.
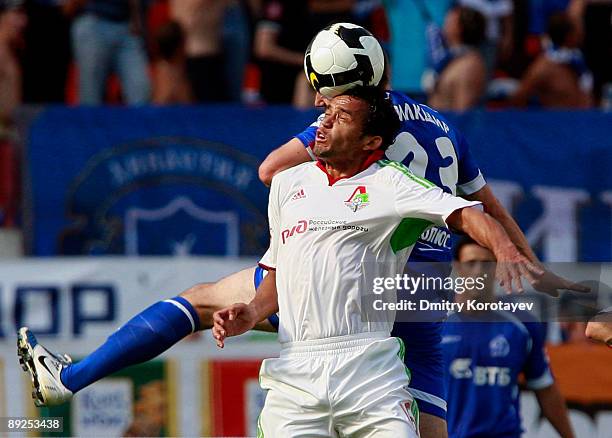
489, 181, 593, 262
488, 180, 524, 213
73, 380, 133, 437
526, 186, 589, 262
107, 150, 254, 190
0, 258, 257, 339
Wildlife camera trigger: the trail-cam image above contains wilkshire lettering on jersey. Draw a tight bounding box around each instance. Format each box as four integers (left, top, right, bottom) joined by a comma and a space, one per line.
393, 103, 450, 133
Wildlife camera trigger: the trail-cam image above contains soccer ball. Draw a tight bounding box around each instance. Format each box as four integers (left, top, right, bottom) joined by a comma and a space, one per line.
304, 23, 385, 98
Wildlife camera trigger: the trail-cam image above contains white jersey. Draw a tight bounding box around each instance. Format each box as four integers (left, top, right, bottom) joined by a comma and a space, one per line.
260, 157, 479, 344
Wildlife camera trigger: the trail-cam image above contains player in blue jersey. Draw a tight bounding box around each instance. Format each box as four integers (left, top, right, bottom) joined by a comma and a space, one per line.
18, 23, 585, 438
443, 236, 575, 438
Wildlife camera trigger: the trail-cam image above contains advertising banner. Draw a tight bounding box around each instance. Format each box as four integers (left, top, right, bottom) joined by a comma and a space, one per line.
25, 107, 612, 261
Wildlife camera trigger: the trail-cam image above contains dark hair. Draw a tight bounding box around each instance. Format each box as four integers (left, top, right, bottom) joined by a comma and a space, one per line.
453, 235, 478, 261
458, 7, 486, 47
343, 86, 400, 150
155, 21, 184, 60
547, 13, 574, 47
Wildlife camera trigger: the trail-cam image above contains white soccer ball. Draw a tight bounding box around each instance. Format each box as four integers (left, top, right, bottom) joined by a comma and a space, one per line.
304, 22, 385, 98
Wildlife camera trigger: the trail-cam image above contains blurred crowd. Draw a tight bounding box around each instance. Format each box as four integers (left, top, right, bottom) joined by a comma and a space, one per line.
0, 0, 609, 118
0, 0, 611, 229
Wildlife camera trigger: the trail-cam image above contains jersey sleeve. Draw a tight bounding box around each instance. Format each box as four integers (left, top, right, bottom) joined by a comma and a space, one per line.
258, 176, 282, 270
522, 321, 554, 390
294, 113, 324, 150
455, 131, 486, 196
393, 164, 481, 227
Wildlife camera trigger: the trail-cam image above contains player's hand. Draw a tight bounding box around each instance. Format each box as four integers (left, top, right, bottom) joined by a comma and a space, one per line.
495, 247, 545, 294
212, 303, 258, 348
531, 269, 591, 297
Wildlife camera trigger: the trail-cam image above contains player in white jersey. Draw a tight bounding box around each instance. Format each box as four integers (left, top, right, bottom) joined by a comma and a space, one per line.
213, 87, 543, 437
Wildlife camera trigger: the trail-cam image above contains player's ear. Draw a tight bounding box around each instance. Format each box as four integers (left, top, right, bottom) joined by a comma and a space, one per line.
362, 135, 383, 151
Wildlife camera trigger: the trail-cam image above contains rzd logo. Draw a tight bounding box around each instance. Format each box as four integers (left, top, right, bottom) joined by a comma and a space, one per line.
281, 220, 308, 244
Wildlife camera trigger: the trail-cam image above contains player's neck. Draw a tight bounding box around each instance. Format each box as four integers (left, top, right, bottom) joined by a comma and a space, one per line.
321, 159, 364, 180
320, 150, 384, 181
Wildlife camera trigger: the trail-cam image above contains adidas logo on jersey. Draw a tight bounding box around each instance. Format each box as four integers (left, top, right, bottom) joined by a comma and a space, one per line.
291, 188, 306, 201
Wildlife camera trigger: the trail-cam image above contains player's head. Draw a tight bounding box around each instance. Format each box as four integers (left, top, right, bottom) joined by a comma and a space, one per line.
313, 86, 400, 161
453, 236, 496, 302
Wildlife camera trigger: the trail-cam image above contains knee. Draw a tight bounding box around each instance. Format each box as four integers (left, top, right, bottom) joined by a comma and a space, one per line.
179, 283, 216, 330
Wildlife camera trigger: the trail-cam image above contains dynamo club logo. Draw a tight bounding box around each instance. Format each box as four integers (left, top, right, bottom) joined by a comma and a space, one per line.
60, 138, 268, 256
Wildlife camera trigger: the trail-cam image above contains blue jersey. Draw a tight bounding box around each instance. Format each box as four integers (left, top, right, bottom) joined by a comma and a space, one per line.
295, 90, 486, 264
442, 311, 553, 438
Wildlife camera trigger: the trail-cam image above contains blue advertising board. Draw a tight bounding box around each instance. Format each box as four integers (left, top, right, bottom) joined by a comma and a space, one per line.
25, 106, 612, 261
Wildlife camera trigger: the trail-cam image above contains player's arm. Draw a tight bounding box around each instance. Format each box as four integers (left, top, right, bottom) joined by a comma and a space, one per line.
394, 173, 541, 293
254, 22, 303, 66
212, 270, 278, 348
465, 185, 539, 265
586, 309, 612, 346
522, 320, 575, 437
214, 172, 283, 347
446, 206, 543, 293
259, 138, 313, 186
533, 383, 575, 438
464, 185, 590, 296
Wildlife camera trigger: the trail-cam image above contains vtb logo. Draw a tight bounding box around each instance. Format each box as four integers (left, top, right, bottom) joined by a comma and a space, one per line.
281, 220, 308, 244
345, 186, 370, 212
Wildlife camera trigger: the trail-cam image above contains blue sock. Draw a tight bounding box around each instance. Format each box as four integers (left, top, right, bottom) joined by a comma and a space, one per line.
60, 296, 200, 393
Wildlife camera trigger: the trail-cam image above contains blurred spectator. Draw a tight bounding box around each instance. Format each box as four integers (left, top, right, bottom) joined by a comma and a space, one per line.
510, 12, 592, 108
0, 1, 24, 228
0, 0, 26, 126
152, 21, 193, 104
428, 6, 487, 111
70, 0, 151, 105
292, 0, 355, 108
254, 0, 354, 106
170, 0, 230, 102
582, 0, 612, 103
22, 0, 71, 104
223, 0, 252, 102
385, 0, 454, 95
457, 0, 514, 70
254, 0, 310, 104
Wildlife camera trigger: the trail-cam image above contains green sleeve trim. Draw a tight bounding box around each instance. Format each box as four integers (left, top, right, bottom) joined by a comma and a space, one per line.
378, 159, 436, 189
390, 217, 434, 253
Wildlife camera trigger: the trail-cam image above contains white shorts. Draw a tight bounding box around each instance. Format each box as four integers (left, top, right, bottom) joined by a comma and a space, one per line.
258, 332, 420, 437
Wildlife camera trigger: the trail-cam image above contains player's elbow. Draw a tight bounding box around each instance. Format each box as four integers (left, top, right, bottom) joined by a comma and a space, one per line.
258, 159, 276, 186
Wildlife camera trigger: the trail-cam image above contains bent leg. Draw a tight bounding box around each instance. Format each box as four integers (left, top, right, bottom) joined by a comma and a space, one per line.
180, 266, 276, 332
60, 266, 274, 394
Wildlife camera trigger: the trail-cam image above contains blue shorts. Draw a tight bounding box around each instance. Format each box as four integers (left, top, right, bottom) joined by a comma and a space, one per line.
253, 265, 447, 420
